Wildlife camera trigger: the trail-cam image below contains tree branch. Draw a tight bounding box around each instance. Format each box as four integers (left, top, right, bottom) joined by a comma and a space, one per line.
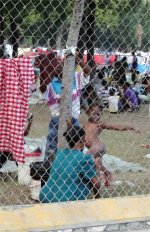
58, 0, 85, 148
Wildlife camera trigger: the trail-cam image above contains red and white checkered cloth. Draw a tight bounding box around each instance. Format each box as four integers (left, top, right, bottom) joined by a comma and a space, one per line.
0, 58, 35, 163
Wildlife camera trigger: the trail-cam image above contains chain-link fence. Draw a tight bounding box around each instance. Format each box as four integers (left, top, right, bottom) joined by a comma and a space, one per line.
0, 0, 150, 206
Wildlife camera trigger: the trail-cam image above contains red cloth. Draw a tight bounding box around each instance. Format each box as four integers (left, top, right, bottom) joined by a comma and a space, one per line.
84, 55, 105, 65
109, 55, 116, 64
36, 48, 48, 55
84, 54, 105, 65
84, 54, 116, 65
0, 58, 35, 163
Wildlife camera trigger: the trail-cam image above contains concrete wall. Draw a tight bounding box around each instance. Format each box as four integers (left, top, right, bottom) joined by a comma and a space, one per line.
57, 221, 150, 232
0, 195, 150, 231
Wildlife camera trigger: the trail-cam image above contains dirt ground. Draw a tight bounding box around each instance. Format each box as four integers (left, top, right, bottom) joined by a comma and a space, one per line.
0, 103, 150, 206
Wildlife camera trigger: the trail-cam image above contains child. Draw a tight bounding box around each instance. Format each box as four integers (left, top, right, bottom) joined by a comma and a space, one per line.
83, 103, 140, 189
100, 79, 110, 108
108, 88, 120, 113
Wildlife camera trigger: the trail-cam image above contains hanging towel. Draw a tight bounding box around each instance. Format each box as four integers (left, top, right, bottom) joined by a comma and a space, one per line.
0, 58, 35, 163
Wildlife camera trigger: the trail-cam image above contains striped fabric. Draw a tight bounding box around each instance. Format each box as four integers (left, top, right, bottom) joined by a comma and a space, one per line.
45, 72, 89, 119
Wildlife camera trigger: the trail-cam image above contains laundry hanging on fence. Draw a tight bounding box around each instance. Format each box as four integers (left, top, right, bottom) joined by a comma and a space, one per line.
0, 58, 35, 163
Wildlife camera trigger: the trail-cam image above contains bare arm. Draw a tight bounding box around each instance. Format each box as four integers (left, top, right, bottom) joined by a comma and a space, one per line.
140, 144, 150, 149
76, 56, 92, 76
94, 158, 113, 188
99, 122, 140, 133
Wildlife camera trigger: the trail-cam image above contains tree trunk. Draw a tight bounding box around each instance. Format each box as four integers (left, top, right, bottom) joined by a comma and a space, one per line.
56, 24, 65, 50
32, 32, 37, 49
10, 12, 19, 58
0, 1, 4, 58
86, 0, 96, 68
58, 0, 85, 148
77, 14, 87, 59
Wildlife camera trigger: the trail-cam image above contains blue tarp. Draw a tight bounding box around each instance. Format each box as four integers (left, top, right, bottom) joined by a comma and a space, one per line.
137, 64, 150, 74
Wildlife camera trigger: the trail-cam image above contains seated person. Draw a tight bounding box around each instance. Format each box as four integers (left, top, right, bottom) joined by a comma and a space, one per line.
133, 81, 144, 95
122, 82, 139, 111
40, 126, 101, 203
133, 81, 150, 103
100, 80, 111, 108
108, 88, 120, 113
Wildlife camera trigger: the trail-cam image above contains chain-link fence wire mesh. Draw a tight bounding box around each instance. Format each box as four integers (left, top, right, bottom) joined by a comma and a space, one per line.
0, 0, 150, 206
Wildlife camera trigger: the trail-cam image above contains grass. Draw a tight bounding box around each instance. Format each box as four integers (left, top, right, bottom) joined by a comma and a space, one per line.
0, 103, 150, 206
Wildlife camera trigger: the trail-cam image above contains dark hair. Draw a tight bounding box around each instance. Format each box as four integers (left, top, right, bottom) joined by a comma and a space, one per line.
85, 84, 94, 93
109, 88, 115, 96
86, 102, 103, 112
63, 126, 85, 148
125, 82, 131, 88
81, 84, 94, 99
122, 56, 127, 62
118, 80, 126, 87
101, 79, 108, 86
98, 71, 104, 80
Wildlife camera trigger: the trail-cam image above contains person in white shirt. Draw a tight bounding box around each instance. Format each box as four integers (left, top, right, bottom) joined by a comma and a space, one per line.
108, 88, 120, 113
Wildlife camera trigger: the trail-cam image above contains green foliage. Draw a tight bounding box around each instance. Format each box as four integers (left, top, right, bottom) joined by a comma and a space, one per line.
95, 8, 119, 29
24, 10, 42, 25
95, 0, 129, 28
94, 0, 149, 50
2, 0, 149, 50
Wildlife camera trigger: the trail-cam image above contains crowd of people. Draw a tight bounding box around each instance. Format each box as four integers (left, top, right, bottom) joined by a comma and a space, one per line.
1, 49, 149, 203
34, 50, 149, 203
81, 52, 150, 113
1, 49, 148, 202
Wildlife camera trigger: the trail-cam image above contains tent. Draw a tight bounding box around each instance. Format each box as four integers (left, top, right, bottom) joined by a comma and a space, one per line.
84, 54, 116, 65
